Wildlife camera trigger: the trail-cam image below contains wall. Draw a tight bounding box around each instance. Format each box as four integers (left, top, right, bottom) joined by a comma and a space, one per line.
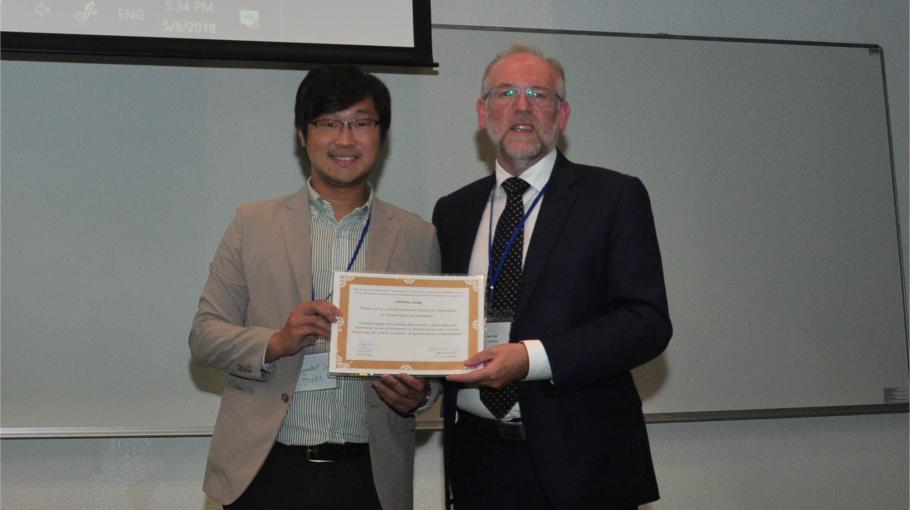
435, 1, 909, 272
2, 1, 907, 509
2, 415, 907, 509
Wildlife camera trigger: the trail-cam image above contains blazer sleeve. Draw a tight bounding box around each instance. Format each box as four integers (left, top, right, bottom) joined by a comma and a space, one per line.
188, 206, 275, 382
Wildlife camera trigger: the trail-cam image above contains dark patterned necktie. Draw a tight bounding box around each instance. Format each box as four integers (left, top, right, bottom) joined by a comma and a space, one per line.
481, 176, 530, 419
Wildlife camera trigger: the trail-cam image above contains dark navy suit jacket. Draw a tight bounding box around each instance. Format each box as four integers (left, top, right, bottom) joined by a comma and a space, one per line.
432, 151, 672, 509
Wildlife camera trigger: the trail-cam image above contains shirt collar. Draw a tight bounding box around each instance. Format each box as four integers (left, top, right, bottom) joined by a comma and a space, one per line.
305, 179, 373, 220
494, 150, 557, 195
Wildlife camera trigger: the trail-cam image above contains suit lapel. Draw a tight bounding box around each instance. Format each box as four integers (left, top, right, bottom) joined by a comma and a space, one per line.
518, 153, 580, 311
277, 188, 314, 301
366, 198, 399, 272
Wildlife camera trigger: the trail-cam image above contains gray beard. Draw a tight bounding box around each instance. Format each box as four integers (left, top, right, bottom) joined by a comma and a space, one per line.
501, 139, 544, 163
491, 129, 557, 172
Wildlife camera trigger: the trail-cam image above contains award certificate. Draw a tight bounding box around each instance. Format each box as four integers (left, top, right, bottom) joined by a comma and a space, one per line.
328, 272, 485, 375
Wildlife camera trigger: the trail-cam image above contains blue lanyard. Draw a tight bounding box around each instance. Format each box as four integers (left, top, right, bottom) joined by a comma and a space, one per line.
486, 181, 548, 293
312, 210, 371, 301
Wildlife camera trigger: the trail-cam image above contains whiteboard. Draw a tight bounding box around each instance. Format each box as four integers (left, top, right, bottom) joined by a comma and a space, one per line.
2, 27, 906, 436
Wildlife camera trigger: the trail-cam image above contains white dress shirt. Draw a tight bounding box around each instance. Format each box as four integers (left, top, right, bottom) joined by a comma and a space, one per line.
457, 150, 556, 421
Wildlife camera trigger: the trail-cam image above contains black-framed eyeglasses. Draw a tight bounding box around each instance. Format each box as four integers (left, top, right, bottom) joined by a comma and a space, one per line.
308, 118, 381, 133
483, 86, 563, 107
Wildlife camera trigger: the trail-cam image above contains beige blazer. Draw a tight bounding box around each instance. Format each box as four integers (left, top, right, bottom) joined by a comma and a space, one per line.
189, 188, 441, 508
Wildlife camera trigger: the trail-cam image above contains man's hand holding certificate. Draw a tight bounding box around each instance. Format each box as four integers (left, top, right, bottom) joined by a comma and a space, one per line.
329, 272, 485, 375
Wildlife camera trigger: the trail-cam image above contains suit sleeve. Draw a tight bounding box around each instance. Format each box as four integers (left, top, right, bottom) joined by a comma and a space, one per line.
541, 177, 672, 388
427, 226, 442, 274
188, 206, 275, 381
431, 194, 459, 275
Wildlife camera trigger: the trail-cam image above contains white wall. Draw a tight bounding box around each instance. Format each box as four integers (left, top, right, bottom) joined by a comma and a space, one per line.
2, 415, 907, 509
2, 2, 907, 509
434, 2, 909, 277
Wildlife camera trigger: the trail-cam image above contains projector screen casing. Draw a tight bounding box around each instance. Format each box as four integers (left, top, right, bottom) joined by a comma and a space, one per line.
1, 1, 434, 67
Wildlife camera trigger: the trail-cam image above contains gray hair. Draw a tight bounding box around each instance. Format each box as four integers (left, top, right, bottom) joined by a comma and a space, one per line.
480, 43, 567, 99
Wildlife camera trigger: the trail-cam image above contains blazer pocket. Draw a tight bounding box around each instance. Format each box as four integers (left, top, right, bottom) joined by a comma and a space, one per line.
590, 408, 645, 426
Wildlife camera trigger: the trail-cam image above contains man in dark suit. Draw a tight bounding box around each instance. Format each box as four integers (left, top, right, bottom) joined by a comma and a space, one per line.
432, 44, 672, 510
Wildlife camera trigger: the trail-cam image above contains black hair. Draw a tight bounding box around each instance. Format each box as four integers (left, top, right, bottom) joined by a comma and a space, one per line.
294, 65, 391, 142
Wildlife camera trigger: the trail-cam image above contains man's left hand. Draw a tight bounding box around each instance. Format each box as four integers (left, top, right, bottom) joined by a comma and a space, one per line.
446, 343, 529, 388
372, 374, 429, 415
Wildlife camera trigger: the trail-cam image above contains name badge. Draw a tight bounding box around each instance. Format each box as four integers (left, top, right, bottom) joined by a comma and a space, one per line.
484, 319, 512, 349
294, 352, 337, 392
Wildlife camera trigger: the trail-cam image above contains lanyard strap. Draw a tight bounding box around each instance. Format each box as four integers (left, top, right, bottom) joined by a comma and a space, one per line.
311, 210, 371, 301
486, 181, 548, 291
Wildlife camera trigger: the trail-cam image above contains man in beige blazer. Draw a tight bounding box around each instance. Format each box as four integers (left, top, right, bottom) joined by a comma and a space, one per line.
190, 66, 440, 510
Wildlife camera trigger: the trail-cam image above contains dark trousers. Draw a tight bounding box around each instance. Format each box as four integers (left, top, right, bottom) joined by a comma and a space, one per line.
225, 442, 382, 510
451, 415, 640, 510
451, 415, 555, 510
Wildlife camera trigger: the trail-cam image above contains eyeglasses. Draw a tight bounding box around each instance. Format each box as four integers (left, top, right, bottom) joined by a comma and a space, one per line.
484, 86, 563, 107
308, 118, 381, 133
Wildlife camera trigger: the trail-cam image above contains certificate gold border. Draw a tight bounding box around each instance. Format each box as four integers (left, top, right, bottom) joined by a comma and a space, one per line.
331, 273, 484, 375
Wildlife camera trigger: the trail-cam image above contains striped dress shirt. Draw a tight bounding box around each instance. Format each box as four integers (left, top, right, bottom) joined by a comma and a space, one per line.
276, 180, 372, 445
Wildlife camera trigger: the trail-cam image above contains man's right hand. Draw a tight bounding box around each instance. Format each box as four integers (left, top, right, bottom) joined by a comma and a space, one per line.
265, 300, 341, 362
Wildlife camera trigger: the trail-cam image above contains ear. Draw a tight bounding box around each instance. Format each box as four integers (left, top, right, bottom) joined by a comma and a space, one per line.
557, 100, 572, 131
475, 97, 488, 129
297, 128, 307, 147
